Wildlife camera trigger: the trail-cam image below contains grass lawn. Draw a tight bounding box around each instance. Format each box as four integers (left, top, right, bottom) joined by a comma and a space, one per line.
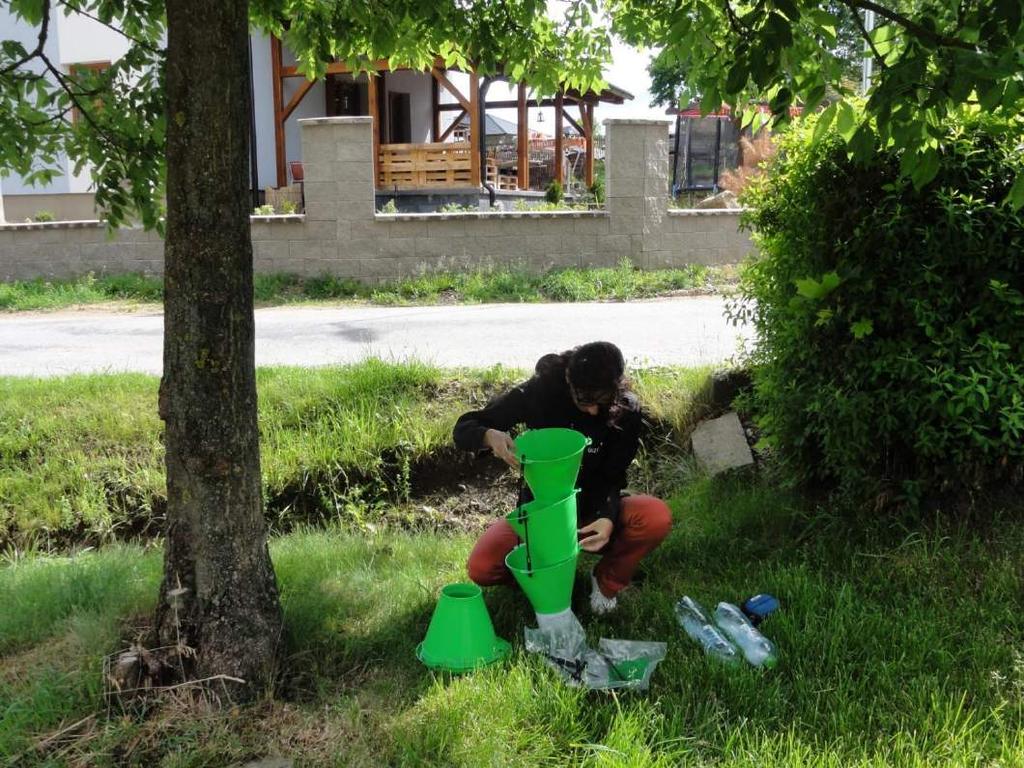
2, 477, 1022, 766
0, 261, 733, 312
0, 362, 707, 552
1, 362, 1021, 766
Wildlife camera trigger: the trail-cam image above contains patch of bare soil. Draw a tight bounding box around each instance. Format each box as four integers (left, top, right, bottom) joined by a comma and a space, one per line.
391, 455, 518, 534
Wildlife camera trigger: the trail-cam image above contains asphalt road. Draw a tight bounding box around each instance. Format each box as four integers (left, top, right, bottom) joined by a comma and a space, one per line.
0, 297, 753, 377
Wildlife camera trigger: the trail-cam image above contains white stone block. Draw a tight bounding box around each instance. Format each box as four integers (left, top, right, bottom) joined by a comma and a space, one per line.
691, 412, 755, 475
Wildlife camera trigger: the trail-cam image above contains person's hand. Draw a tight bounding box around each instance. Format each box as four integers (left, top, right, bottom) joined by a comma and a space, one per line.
578, 518, 614, 552
483, 429, 520, 468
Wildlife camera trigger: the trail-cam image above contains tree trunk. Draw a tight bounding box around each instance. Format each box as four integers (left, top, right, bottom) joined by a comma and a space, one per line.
156, 0, 282, 698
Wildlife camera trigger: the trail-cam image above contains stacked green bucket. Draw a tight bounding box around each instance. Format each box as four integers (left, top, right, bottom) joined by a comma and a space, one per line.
416, 427, 588, 672
505, 428, 590, 617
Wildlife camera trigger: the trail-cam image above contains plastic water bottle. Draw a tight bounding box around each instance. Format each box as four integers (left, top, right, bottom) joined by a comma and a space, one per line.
674, 596, 740, 665
714, 602, 778, 668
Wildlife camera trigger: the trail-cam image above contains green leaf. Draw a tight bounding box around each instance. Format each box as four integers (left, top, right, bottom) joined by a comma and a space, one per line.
726, 62, 748, 93
1005, 172, 1024, 209
836, 101, 856, 140
812, 103, 837, 142
769, 87, 793, 114
820, 272, 842, 293
995, 0, 1023, 33
849, 124, 875, 160
804, 83, 826, 112
773, 0, 801, 22
795, 277, 823, 299
795, 272, 842, 301
851, 319, 874, 339
910, 149, 941, 189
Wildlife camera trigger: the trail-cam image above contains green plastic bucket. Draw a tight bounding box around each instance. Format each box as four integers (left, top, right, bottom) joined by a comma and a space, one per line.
515, 428, 590, 501
505, 490, 579, 568
416, 583, 511, 673
505, 544, 578, 616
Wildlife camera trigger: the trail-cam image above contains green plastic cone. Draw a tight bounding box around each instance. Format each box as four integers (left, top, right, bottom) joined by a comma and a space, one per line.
417, 583, 511, 672
505, 544, 578, 615
515, 428, 590, 502
506, 490, 580, 568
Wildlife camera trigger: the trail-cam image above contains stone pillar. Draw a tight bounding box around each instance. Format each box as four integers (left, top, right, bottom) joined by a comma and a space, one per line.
603, 118, 671, 268
296, 116, 377, 276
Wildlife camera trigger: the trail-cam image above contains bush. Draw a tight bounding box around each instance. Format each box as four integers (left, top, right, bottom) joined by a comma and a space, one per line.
731, 109, 1024, 506
32, 210, 55, 222
544, 180, 563, 204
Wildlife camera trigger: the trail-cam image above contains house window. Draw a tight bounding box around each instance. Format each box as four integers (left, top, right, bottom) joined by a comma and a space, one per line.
68, 61, 111, 124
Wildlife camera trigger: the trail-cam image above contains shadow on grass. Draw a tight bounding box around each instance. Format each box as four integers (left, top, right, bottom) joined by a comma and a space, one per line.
3, 474, 1023, 766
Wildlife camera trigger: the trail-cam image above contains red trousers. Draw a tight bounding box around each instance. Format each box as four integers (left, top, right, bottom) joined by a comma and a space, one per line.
466, 494, 672, 598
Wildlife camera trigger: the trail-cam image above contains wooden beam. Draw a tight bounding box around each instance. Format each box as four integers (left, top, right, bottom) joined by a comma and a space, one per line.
438, 108, 466, 141
271, 35, 286, 188
561, 108, 585, 138
469, 71, 481, 187
554, 91, 564, 188
517, 81, 529, 191
281, 78, 315, 123
368, 73, 381, 185
281, 59, 390, 78
431, 76, 440, 141
430, 66, 471, 112
585, 102, 595, 188
439, 99, 552, 111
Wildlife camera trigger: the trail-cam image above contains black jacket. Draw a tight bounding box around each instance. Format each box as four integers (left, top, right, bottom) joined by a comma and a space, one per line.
453, 357, 642, 526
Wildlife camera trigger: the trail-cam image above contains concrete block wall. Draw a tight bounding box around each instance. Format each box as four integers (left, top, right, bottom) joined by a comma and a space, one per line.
0, 221, 165, 281
0, 117, 754, 283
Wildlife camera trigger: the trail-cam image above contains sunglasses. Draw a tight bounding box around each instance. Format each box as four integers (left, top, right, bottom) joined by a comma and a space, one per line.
569, 381, 616, 408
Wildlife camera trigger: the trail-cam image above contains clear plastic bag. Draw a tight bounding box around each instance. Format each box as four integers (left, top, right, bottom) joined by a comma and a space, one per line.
524, 609, 588, 663
524, 610, 666, 691
584, 639, 667, 691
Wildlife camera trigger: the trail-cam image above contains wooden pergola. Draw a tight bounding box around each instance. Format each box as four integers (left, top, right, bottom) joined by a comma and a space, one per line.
269, 38, 631, 191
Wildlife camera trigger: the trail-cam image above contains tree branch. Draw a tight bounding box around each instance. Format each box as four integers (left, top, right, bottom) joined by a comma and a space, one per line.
39, 52, 130, 169
843, 0, 977, 51
21, 106, 74, 127
55, 1, 161, 54
721, 0, 750, 35
0, 0, 51, 76
841, 0, 889, 72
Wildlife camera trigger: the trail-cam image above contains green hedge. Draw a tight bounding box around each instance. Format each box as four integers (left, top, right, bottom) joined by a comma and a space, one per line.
732, 110, 1024, 505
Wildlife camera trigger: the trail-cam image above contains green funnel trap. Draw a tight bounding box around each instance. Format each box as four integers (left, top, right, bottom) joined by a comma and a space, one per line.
515, 428, 589, 502
506, 490, 579, 569
505, 544, 578, 616
417, 583, 511, 672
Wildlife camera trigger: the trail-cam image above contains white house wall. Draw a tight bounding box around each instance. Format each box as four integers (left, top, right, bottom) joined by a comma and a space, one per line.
383, 70, 432, 143
283, 78, 327, 181
59, 14, 131, 194
250, 32, 278, 190
55, 11, 130, 67
0, 7, 69, 196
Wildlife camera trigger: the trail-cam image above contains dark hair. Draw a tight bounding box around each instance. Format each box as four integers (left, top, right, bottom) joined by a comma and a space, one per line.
535, 341, 637, 425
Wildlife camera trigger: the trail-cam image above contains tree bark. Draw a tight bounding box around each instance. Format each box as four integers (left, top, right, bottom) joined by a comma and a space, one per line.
156, 0, 282, 698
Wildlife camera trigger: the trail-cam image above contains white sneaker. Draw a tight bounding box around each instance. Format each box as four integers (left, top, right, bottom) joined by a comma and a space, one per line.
590, 572, 618, 615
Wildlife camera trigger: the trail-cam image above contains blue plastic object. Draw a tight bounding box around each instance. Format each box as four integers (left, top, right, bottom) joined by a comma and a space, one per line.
741, 593, 779, 626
